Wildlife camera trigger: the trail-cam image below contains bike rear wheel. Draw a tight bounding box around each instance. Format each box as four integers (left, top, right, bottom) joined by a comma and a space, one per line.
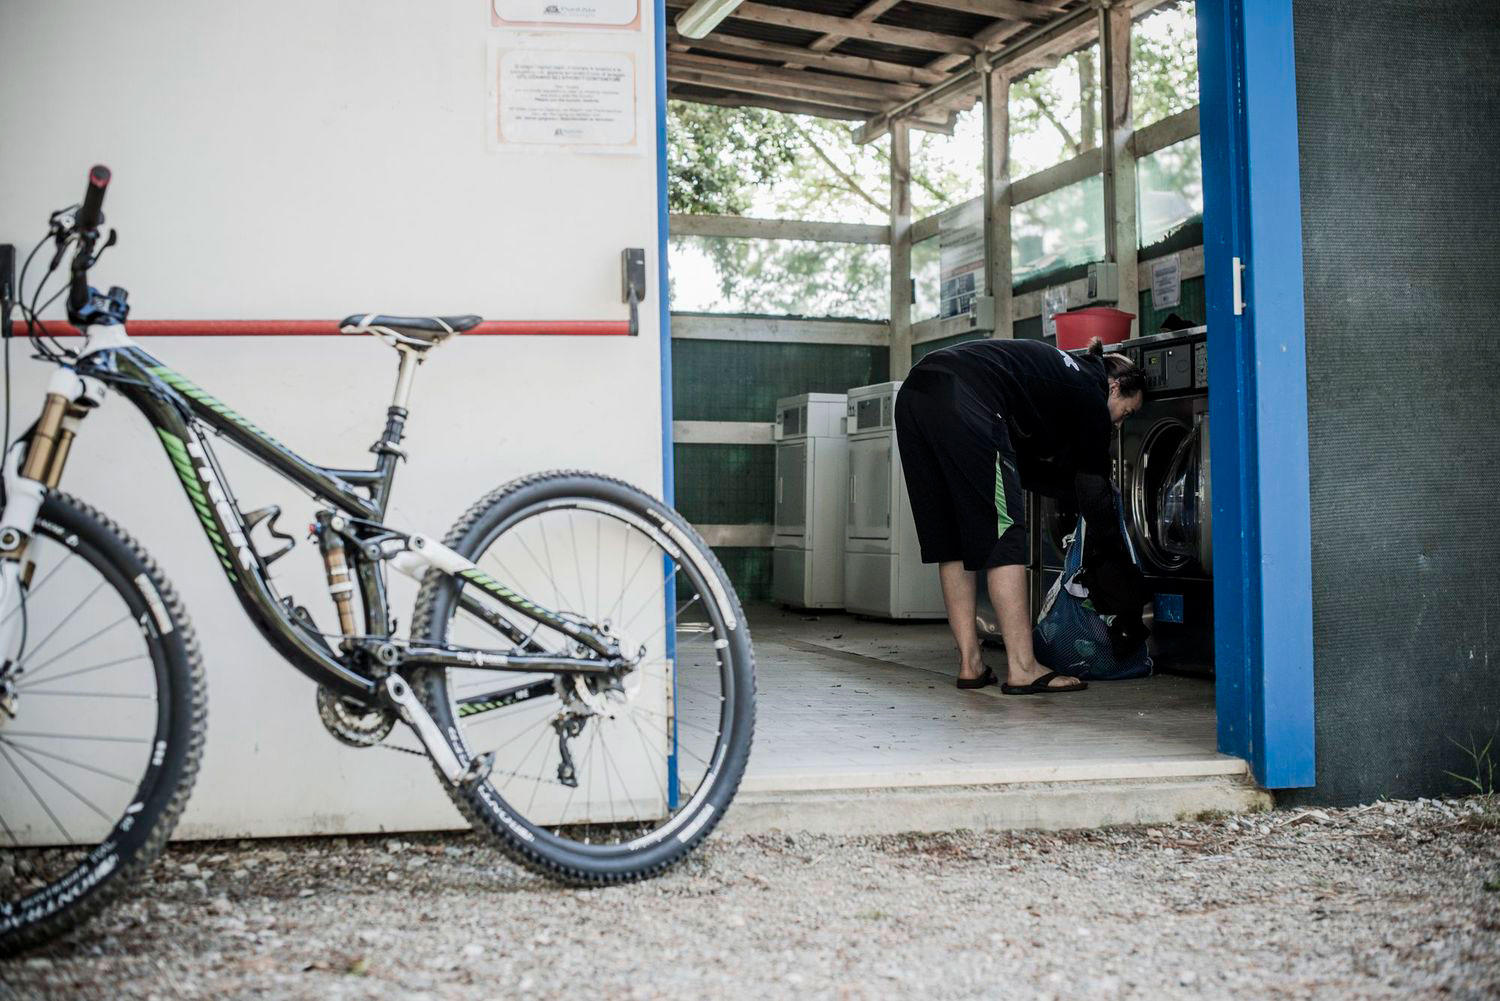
0, 493, 204, 955
410, 471, 754, 884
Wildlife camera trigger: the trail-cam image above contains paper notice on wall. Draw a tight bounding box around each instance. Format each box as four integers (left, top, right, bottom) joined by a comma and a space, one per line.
490, 46, 639, 153
938, 200, 984, 319
1151, 253, 1182, 310
1042, 285, 1069, 339
492, 0, 641, 29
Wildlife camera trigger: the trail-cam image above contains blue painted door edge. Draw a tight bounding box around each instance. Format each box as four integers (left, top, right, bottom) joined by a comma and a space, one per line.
1197, 0, 1316, 788
654, 0, 680, 806
655, 0, 674, 509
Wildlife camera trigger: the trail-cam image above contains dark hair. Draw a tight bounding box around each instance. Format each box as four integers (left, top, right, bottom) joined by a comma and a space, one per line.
1088, 337, 1146, 397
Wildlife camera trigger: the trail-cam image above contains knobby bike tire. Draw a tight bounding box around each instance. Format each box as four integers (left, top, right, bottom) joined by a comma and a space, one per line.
0, 493, 205, 956
409, 470, 755, 885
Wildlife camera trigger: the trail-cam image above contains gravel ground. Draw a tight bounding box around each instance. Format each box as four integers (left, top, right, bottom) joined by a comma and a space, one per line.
2, 796, 1496, 1001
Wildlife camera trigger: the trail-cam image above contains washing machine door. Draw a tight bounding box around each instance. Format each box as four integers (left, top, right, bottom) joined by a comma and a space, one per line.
1156, 416, 1211, 574
1126, 417, 1192, 573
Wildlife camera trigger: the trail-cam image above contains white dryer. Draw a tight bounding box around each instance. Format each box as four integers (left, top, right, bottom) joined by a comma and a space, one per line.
842, 382, 946, 619
772, 393, 849, 609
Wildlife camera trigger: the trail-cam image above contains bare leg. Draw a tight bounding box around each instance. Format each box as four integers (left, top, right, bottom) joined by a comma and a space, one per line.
938, 561, 985, 681
985, 564, 1083, 689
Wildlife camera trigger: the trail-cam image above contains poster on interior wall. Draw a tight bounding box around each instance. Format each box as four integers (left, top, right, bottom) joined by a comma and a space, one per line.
1151, 253, 1182, 310
938, 200, 984, 319
492, 0, 641, 29
489, 43, 640, 154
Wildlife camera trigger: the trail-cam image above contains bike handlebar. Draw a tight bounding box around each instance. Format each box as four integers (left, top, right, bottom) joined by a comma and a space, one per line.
79, 165, 111, 232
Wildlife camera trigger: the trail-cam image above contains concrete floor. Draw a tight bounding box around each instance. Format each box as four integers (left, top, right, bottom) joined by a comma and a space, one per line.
725, 605, 1262, 833
741, 604, 1237, 792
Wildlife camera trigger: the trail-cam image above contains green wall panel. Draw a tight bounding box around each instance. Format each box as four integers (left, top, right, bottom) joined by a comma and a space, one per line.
712, 547, 773, 604
673, 443, 775, 526
672, 340, 889, 422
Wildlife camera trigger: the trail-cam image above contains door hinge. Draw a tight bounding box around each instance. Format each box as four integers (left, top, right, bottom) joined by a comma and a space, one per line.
1232, 256, 1246, 316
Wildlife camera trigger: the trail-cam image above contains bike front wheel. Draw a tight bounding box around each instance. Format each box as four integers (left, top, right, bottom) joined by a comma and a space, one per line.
410, 470, 755, 884
0, 493, 205, 955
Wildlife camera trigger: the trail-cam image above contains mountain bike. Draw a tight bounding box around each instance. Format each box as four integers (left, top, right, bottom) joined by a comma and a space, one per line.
0, 166, 755, 955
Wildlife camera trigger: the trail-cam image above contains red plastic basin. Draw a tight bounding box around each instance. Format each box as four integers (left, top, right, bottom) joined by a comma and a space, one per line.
1054, 307, 1135, 350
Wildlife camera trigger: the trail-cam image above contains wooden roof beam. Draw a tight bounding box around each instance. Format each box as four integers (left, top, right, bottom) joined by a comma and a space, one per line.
671, 52, 924, 101
913, 0, 1067, 22
666, 30, 948, 86
669, 67, 891, 114
669, 86, 957, 132
804, 0, 903, 56
670, 86, 868, 121
857, 3, 1099, 143
725, 2, 978, 55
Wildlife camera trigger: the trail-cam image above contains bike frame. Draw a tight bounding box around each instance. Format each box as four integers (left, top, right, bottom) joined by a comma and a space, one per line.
0, 324, 625, 706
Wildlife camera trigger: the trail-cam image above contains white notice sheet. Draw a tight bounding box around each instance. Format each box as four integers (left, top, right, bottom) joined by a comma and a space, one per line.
492, 0, 640, 29
491, 47, 638, 153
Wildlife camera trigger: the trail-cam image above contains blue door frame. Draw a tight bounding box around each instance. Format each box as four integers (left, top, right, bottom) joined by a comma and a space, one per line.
1197, 0, 1316, 788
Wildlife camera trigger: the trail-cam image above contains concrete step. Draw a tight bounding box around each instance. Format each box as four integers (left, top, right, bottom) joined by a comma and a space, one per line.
720, 774, 1272, 837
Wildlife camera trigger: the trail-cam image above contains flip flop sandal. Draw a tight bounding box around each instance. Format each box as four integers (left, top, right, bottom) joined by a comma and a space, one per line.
1001, 671, 1088, 695
956, 667, 998, 690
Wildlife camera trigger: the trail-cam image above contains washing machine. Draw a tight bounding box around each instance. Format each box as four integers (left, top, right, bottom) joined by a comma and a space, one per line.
842, 382, 947, 619
771, 393, 848, 610
1114, 327, 1213, 675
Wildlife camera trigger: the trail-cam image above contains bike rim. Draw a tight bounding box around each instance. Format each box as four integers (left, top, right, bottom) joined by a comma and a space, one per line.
437, 497, 738, 856
0, 521, 170, 927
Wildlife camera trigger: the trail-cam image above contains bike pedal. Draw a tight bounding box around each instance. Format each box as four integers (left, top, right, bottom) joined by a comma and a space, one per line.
459, 751, 495, 789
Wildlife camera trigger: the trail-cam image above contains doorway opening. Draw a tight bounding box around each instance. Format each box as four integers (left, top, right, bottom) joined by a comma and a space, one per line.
662, 0, 1259, 824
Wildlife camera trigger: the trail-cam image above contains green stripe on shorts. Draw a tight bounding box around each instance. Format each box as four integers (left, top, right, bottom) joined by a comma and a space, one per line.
995, 456, 1013, 537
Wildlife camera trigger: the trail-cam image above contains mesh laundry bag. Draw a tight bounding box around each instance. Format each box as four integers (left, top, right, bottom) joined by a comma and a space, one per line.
1032, 508, 1154, 681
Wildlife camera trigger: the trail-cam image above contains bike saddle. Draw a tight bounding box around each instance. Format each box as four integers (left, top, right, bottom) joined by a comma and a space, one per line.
339, 313, 483, 350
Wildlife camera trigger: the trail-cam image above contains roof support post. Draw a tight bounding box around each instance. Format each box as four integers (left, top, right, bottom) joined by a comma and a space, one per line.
889, 120, 913, 377
1100, 0, 1139, 333
980, 60, 1013, 339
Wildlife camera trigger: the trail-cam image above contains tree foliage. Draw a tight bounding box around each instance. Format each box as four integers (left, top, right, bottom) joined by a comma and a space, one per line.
667, 102, 800, 215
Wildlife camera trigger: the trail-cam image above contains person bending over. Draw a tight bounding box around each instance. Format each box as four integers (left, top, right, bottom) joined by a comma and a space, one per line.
894, 337, 1145, 694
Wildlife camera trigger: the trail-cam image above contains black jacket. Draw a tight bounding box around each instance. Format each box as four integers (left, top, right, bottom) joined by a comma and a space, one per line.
913, 338, 1125, 555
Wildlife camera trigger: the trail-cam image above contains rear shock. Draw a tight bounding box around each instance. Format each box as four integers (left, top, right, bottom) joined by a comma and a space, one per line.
316, 516, 358, 638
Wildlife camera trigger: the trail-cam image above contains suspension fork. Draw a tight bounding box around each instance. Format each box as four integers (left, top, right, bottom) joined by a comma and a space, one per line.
0, 366, 107, 676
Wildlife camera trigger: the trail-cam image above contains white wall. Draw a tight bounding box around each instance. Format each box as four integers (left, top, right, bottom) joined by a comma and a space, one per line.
0, 0, 666, 837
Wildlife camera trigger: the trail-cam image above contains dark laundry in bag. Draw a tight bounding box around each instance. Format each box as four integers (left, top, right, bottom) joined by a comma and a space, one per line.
1033, 505, 1153, 681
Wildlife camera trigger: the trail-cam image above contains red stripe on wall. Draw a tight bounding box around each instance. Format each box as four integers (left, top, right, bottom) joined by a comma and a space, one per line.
40, 319, 631, 337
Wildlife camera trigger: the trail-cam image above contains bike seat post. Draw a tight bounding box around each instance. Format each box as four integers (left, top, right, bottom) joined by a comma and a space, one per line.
392, 347, 421, 411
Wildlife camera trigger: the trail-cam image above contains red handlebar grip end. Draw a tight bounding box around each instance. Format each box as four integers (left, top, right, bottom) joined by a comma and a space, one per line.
89, 165, 111, 188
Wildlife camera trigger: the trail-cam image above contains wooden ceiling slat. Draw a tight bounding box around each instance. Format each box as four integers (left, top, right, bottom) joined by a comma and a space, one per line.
671, 52, 924, 100
806, 0, 904, 55
668, 67, 890, 113
727, 2, 978, 54
907, 0, 1065, 22
671, 86, 869, 121
668, 30, 949, 85
668, 83, 957, 131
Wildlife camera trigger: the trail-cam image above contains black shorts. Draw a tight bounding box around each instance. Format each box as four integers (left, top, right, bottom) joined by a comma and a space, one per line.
894, 368, 1027, 571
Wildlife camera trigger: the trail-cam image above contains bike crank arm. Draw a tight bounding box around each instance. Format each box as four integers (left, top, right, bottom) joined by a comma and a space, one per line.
379, 675, 491, 788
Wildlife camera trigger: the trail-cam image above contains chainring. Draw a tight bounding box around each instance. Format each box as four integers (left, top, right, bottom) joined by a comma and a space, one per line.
316, 685, 397, 748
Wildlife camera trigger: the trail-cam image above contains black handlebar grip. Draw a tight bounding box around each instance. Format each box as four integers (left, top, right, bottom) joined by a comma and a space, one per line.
79, 165, 111, 231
